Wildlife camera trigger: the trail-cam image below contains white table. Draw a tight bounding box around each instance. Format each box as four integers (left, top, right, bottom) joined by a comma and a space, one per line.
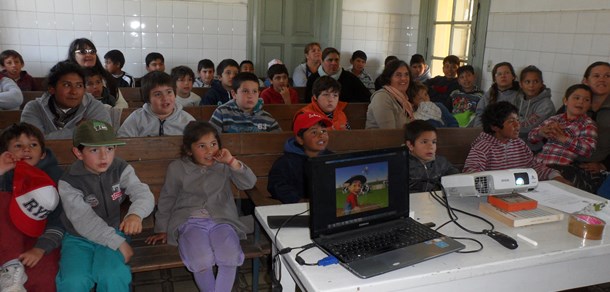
255, 181, 610, 292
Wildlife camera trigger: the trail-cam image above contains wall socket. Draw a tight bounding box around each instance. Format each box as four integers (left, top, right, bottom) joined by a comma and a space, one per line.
487, 60, 493, 72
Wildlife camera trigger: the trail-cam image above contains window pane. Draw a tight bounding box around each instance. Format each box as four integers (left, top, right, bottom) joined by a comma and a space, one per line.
454, 0, 473, 22
431, 59, 444, 77
451, 24, 471, 58
433, 24, 451, 57
436, 0, 454, 22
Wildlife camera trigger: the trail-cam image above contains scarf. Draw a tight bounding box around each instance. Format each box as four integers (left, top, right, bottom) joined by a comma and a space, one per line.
318, 66, 342, 80
383, 85, 414, 119
48, 96, 80, 129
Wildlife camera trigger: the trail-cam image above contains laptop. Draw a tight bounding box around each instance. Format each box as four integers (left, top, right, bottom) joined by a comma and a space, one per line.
306, 147, 465, 278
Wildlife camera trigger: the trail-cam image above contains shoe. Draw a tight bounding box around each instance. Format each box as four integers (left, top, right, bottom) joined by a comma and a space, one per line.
0, 259, 27, 292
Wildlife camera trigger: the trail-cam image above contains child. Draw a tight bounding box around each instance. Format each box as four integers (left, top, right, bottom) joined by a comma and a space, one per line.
240, 60, 265, 88
194, 59, 215, 88
209, 72, 281, 133
343, 175, 366, 215
145, 52, 165, 73
513, 65, 555, 151
473, 62, 520, 127
103, 49, 135, 88
529, 84, 597, 166
405, 120, 459, 192
450, 65, 484, 127
20, 61, 111, 139
268, 112, 333, 203
0, 123, 63, 292
410, 54, 431, 83
297, 76, 350, 130
200, 59, 239, 105
84, 67, 123, 108
349, 50, 375, 93
424, 55, 461, 111
260, 64, 299, 104
411, 82, 458, 128
118, 71, 195, 137
0, 50, 38, 91
0, 72, 23, 110
171, 66, 201, 107
56, 120, 154, 291
145, 121, 256, 291
463, 101, 568, 183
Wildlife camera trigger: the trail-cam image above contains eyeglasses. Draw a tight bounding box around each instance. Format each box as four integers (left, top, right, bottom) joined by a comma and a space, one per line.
75, 49, 96, 55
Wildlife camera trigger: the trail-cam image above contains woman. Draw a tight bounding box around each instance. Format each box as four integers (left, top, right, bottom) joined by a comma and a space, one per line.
292, 42, 322, 87
365, 60, 415, 129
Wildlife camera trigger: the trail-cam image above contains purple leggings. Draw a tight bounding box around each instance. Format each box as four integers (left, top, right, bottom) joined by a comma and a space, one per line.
177, 218, 244, 292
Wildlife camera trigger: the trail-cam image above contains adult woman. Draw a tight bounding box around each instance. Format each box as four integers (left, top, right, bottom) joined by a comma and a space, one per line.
365, 60, 415, 129
292, 42, 322, 87
305, 47, 371, 103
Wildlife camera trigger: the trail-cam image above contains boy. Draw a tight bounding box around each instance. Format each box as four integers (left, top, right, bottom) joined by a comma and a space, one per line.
209, 72, 281, 133
170, 65, 201, 107
410, 54, 431, 83
405, 120, 459, 192
349, 50, 375, 93
145, 52, 165, 73
84, 67, 121, 108
424, 55, 461, 111
194, 59, 215, 88
343, 175, 366, 215
118, 71, 195, 137
297, 76, 350, 130
449, 65, 483, 127
56, 120, 154, 291
268, 112, 333, 203
103, 49, 135, 88
0, 123, 63, 292
240, 60, 265, 87
200, 59, 239, 105
411, 82, 458, 128
0, 50, 38, 91
260, 64, 299, 104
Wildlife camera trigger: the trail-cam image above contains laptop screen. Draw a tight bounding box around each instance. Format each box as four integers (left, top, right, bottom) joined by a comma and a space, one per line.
307, 147, 409, 238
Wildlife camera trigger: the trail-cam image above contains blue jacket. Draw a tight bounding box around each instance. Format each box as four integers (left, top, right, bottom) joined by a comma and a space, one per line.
200, 80, 231, 105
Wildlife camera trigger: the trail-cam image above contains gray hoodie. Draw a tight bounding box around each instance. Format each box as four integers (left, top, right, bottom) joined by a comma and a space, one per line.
513, 87, 555, 151
117, 102, 195, 137
472, 88, 519, 127
0, 76, 23, 110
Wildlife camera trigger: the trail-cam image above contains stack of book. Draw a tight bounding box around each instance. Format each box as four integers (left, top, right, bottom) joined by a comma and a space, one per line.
479, 193, 564, 227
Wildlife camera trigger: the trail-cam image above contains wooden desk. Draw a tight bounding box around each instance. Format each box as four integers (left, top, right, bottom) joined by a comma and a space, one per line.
255, 181, 610, 292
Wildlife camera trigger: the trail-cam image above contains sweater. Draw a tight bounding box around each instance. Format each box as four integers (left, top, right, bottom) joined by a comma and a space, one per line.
305, 68, 371, 103
209, 98, 281, 133
449, 87, 484, 127
298, 99, 350, 130
472, 88, 520, 127
408, 153, 459, 192
112, 72, 135, 88
424, 76, 459, 111
260, 87, 299, 104
1, 70, 38, 91
175, 92, 202, 108
200, 80, 231, 105
0, 76, 24, 110
365, 88, 410, 129
118, 102, 195, 137
513, 88, 555, 151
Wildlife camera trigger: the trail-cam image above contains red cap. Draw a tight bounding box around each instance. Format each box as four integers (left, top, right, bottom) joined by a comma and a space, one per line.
293, 112, 332, 136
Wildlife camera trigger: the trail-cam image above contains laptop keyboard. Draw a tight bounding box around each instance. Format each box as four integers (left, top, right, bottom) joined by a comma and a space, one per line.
324, 220, 442, 263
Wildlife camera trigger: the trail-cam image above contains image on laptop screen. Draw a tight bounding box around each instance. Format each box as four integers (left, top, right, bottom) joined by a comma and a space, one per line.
335, 162, 389, 217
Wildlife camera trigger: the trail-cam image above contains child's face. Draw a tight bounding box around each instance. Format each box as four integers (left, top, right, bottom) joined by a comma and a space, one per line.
189, 132, 219, 167
233, 80, 260, 112
73, 146, 116, 174
49, 73, 85, 109
271, 73, 289, 92
74, 47, 97, 68
315, 89, 339, 113
322, 53, 340, 75
240, 63, 255, 73
442, 62, 458, 78
149, 85, 176, 118
199, 67, 214, 84
520, 72, 543, 98
350, 58, 366, 73
583, 65, 610, 97
413, 89, 430, 107
348, 180, 362, 194
2, 56, 24, 79
410, 62, 426, 78
175, 75, 194, 98
494, 65, 515, 90
147, 59, 165, 72
458, 71, 476, 92
85, 75, 104, 98
104, 59, 121, 75
296, 123, 329, 156
564, 89, 592, 118
6, 134, 45, 166
493, 113, 520, 141
407, 130, 437, 162
220, 66, 239, 89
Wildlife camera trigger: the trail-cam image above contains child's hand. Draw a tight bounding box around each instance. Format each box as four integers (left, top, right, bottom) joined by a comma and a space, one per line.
18, 248, 44, 268
214, 148, 239, 168
119, 214, 143, 235
145, 233, 167, 245
279, 87, 292, 104
0, 151, 18, 175
118, 241, 134, 263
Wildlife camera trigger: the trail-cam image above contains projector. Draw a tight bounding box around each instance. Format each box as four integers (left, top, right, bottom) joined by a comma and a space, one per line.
441, 168, 538, 197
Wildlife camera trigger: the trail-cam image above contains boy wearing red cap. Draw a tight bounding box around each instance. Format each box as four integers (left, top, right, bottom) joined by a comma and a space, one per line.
268, 112, 334, 203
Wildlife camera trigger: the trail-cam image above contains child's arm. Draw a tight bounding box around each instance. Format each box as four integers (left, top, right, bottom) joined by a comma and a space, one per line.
215, 148, 257, 190
119, 164, 155, 235
528, 118, 553, 143
562, 121, 598, 158
462, 140, 488, 173
0, 151, 17, 175
0, 77, 23, 110
24, 204, 65, 267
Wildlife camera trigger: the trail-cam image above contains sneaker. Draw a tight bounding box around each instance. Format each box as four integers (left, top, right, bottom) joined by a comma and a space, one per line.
0, 259, 27, 292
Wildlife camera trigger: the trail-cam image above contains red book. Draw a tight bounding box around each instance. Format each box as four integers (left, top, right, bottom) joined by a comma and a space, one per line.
487, 193, 537, 212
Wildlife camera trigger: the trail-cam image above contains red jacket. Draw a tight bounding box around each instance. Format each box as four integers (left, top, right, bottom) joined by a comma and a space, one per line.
297, 100, 349, 131
260, 87, 299, 104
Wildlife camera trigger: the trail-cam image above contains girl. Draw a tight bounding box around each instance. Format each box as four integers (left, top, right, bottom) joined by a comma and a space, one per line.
146, 121, 256, 292
473, 62, 520, 127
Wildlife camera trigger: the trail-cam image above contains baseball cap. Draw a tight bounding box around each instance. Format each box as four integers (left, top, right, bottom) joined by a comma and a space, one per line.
73, 120, 126, 147
293, 112, 332, 136
9, 161, 59, 237
268, 59, 283, 69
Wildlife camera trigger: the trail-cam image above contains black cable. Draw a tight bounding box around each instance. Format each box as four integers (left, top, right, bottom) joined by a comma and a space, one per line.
272, 209, 309, 288
294, 243, 317, 266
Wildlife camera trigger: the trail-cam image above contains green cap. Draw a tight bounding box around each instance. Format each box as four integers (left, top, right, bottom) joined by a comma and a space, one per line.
73, 120, 126, 147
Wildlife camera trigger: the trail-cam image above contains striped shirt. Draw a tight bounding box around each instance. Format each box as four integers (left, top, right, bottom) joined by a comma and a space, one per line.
209, 98, 282, 133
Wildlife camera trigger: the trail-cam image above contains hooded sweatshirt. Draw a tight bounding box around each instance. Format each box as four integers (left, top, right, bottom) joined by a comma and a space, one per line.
513, 87, 555, 151
408, 153, 459, 192
1, 70, 37, 91
209, 98, 281, 133
0, 76, 24, 110
414, 66, 432, 83
200, 79, 231, 105
118, 102, 195, 137
472, 88, 519, 127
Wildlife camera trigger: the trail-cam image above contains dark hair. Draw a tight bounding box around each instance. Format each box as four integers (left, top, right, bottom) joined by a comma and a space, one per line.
520, 65, 543, 83
239, 60, 254, 69
47, 61, 85, 88
0, 122, 46, 153
457, 65, 475, 76
197, 59, 215, 72
312, 76, 341, 97
216, 59, 239, 76
350, 50, 367, 62
145, 52, 164, 67
404, 120, 437, 144
408, 82, 427, 103
181, 121, 221, 158
0, 50, 24, 66
443, 55, 460, 65
409, 54, 425, 66
103, 49, 125, 68
564, 84, 593, 100
140, 71, 174, 103
232, 72, 259, 91
170, 66, 195, 85
481, 101, 518, 134
267, 64, 289, 80
83, 66, 104, 80
384, 55, 398, 66
67, 38, 117, 96
583, 61, 610, 79
489, 62, 519, 104
379, 60, 417, 98
322, 47, 340, 61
